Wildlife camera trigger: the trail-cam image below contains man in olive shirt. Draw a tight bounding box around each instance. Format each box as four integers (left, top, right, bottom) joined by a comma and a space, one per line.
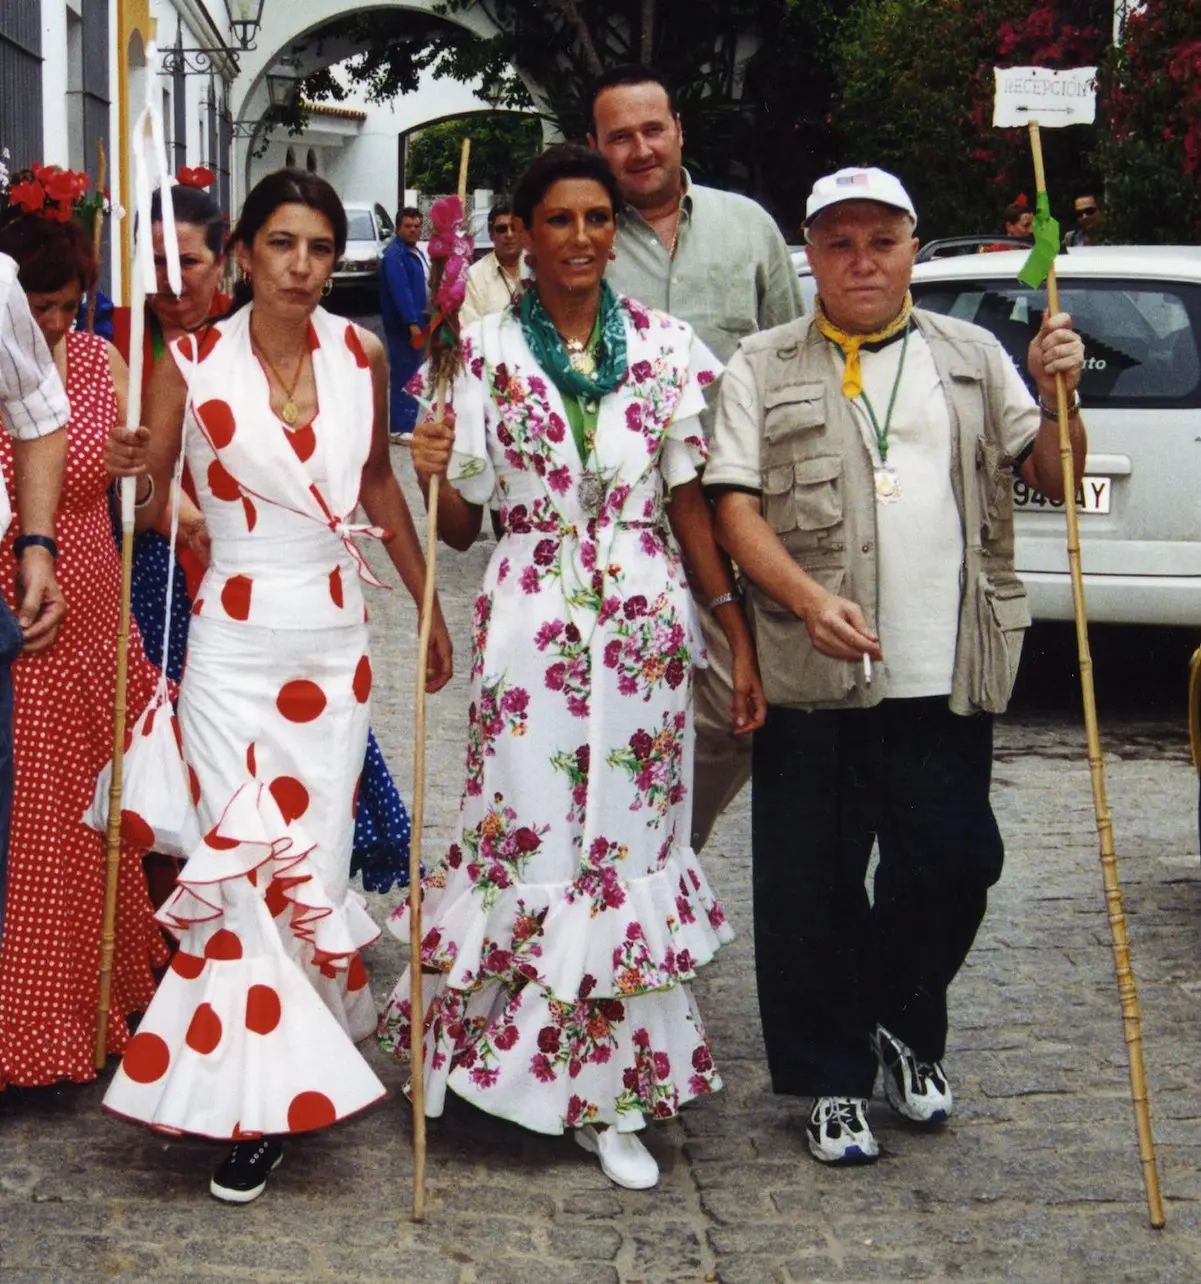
589, 64, 804, 852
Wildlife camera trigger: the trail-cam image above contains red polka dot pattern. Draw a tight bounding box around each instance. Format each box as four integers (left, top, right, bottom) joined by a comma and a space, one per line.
344, 325, 369, 368
208, 459, 241, 502
264, 877, 290, 919
197, 399, 236, 449
188, 764, 202, 805
347, 955, 368, 992
204, 829, 240, 851
241, 495, 258, 532
204, 930, 243, 961
123, 1032, 170, 1083
329, 567, 343, 609
286, 422, 316, 462
121, 810, 155, 848
221, 575, 253, 621
245, 985, 282, 1035
288, 1090, 337, 1132
269, 775, 310, 824
352, 655, 372, 703
185, 1003, 223, 1055
170, 951, 206, 980
277, 679, 327, 723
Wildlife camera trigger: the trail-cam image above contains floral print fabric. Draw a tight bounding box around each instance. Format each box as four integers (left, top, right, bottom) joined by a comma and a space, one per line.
381, 296, 732, 1135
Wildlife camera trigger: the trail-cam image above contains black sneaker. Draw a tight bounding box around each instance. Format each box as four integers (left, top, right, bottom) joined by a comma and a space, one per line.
874, 1025, 953, 1125
210, 1137, 284, 1203
806, 1096, 879, 1165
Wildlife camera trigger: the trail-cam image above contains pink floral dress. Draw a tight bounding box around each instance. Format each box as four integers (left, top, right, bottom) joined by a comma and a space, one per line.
380, 295, 732, 1135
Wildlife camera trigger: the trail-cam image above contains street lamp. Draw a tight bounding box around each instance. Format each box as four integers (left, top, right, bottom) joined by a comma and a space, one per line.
266, 64, 302, 111
224, 0, 267, 54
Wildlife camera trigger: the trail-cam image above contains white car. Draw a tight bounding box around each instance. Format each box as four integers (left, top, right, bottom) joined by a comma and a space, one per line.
908, 246, 1201, 626
332, 203, 395, 290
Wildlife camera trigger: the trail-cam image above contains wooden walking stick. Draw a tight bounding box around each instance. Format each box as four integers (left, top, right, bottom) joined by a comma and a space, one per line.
1026, 120, 1165, 1229
408, 136, 472, 1222
86, 139, 107, 335
95, 59, 181, 1067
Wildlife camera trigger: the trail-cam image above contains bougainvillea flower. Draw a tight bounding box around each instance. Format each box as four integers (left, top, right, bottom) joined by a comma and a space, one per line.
9, 179, 45, 213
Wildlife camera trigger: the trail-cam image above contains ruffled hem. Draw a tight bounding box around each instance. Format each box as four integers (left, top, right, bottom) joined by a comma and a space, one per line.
0, 1004, 144, 1089
387, 841, 731, 1001
158, 781, 381, 978
379, 969, 721, 1136
102, 951, 386, 1139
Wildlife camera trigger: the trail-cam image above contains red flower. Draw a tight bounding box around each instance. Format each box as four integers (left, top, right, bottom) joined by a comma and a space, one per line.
513, 826, 541, 853
9, 179, 45, 214
537, 1026, 561, 1054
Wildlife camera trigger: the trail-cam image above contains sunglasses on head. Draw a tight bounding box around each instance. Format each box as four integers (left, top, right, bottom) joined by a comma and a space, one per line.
1076, 206, 1098, 218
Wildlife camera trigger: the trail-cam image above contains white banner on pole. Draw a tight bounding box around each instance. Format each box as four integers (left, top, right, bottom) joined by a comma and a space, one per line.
992, 66, 1097, 128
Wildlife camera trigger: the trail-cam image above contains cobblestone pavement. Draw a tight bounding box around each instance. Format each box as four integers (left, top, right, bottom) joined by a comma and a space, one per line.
2, 450, 1199, 1282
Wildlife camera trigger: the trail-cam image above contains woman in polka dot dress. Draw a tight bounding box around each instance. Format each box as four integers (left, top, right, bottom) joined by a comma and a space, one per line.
102, 170, 453, 1203
0, 209, 167, 1087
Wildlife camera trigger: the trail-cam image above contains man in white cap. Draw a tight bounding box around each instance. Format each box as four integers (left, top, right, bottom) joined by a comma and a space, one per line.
705, 166, 1087, 1164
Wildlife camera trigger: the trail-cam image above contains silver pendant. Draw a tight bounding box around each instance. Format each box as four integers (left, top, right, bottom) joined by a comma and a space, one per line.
874, 467, 901, 503
578, 471, 605, 518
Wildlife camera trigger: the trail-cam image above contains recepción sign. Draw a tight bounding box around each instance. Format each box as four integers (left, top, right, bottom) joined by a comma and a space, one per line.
993, 66, 1097, 128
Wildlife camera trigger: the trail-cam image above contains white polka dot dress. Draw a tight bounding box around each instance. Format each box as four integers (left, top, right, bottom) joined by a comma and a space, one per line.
103, 307, 387, 1138
0, 330, 166, 1087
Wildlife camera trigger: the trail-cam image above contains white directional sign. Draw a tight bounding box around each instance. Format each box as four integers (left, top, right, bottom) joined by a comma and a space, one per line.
992, 66, 1097, 128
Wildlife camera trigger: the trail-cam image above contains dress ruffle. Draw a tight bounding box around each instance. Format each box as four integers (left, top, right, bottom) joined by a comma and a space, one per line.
388, 840, 731, 1002
104, 780, 384, 1138
380, 969, 722, 1136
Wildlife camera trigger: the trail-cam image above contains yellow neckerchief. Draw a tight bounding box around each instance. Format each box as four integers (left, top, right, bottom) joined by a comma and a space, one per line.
813, 292, 913, 398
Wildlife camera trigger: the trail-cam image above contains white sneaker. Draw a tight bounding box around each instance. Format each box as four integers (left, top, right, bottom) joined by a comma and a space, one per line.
574, 1125, 660, 1189
806, 1096, 879, 1165
874, 1024, 953, 1125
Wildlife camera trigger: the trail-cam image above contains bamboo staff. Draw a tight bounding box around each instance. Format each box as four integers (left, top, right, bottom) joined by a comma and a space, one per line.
408, 136, 472, 1222
1028, 121, 1164, 1229
86, 139, 107, 334
96, 63, 181, 1068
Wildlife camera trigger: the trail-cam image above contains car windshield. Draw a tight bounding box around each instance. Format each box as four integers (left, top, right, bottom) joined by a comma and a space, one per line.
911, 277, 1201, 409
345, 211, 375, 241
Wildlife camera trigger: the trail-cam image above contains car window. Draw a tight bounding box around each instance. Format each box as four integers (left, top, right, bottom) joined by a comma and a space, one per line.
375, 205, 394, 238
911, 277, 1201, 409
345, 210, 376, 241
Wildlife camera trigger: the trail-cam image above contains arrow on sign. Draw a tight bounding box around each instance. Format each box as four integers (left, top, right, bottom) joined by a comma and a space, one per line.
1016, 105, 1077, 116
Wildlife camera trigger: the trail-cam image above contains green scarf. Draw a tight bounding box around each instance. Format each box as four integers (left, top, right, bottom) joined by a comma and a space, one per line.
518, 281, 628, 403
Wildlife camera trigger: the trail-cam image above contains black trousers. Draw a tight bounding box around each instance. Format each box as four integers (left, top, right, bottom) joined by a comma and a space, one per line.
751, 698, 1004, 1098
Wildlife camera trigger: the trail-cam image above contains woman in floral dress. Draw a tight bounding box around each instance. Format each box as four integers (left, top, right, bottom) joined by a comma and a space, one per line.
382, 145, 764, 1190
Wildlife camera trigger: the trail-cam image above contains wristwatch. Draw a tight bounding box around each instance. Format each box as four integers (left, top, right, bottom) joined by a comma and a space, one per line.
12, 533, 58, 562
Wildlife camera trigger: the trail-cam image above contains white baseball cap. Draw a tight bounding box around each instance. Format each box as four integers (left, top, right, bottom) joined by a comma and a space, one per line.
805, 167, 917, 229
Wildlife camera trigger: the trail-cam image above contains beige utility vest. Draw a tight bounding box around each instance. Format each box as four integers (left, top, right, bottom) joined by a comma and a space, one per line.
739, 309, 1032, 715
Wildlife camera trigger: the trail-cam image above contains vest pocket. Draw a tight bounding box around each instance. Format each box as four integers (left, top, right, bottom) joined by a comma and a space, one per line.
763, 383, 826, 447
762, 454, 843, 537
748, 570, 855, 707
974, 571, 1031, 710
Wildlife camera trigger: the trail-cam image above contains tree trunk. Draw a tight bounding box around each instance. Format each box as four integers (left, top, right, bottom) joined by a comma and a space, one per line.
640, 0, 656, 65
545, 0, 606, 77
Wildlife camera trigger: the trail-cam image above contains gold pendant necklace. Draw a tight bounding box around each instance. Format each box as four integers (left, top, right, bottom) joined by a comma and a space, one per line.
562, 335, 598, 378
254, 335, 307, 424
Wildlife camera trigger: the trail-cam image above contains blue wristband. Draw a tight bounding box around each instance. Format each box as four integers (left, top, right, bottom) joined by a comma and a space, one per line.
12, 534, 58, 562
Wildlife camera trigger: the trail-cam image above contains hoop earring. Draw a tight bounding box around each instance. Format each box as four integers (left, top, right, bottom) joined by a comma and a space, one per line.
321, 279, 333, 297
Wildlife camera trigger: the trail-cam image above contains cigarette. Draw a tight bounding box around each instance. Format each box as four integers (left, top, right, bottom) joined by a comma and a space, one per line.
863, 654, 873, 686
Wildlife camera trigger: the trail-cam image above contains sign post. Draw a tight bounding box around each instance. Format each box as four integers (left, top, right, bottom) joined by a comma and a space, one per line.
993, 65, 1165, 1231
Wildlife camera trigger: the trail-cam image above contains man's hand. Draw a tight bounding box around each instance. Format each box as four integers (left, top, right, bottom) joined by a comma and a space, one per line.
730, 643, 767, 735
803, 583, 882, 663
1028, 311, 1084, 402
16, 547, 66, 654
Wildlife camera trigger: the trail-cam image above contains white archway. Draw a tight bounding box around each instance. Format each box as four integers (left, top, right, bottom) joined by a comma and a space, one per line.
229, 1, 549, 207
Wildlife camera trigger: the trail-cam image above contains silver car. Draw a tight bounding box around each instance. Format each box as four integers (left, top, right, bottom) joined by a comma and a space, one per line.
909, 247, 1201, 626
332, 203, 395, 290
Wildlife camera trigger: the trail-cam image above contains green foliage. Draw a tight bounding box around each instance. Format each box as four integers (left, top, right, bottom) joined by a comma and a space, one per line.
406, 115, 544, 193
1095, 0, 1201, 243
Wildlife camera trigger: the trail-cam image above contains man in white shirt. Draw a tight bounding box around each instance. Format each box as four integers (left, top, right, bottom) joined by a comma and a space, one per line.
707, 168, 1086, 1167
460, 200, 524, 327
0, 251, 70, 935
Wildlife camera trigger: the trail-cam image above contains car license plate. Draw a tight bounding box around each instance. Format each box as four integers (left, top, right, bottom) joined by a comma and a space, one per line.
1012, 475, 1111, 514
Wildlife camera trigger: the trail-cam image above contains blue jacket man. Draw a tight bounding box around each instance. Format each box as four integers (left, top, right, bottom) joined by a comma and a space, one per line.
379, 206, 428, 436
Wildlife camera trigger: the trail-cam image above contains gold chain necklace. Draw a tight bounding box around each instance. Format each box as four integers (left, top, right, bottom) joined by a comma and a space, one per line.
253, 336, 308, 425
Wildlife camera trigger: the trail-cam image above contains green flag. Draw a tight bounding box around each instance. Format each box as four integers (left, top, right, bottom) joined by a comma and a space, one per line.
1017, 191, 1060, 288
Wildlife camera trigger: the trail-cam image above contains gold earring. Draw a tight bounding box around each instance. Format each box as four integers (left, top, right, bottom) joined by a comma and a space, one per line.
322, 279, 333, 297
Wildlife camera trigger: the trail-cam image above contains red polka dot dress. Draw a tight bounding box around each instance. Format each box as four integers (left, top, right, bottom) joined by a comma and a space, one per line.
103, 306, 387, 1138
0, 330, 167, 1087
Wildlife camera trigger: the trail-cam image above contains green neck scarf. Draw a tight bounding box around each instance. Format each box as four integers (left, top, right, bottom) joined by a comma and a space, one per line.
518, 281, 628, 403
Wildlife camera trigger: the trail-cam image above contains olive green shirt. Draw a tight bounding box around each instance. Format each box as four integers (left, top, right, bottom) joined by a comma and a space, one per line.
606, 171, 805, 367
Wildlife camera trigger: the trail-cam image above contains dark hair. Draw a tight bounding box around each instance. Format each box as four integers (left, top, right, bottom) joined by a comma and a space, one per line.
150, 184, 225, 255
398, 206, 422, 222
0, 211, 96, 294
1074, 191, 1101, 207
488, 198, 514, 230
589, 64, 678, 136
1002, 202, 1029, 227
511, 145, 624, 227
227, 170, 347, 311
